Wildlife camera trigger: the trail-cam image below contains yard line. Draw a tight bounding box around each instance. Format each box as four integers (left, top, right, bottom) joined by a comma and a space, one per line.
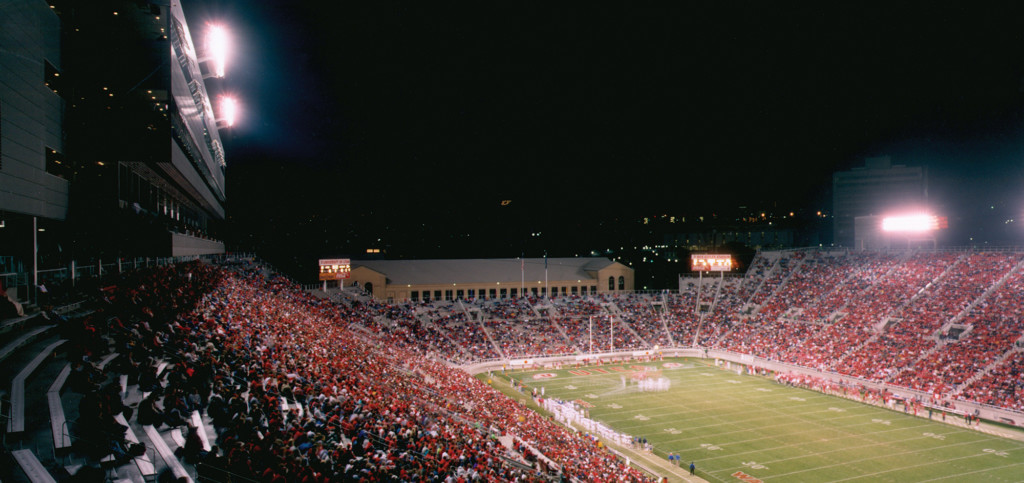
608, 404, 901, 440
686, 421, 956, 464
760, 440, 1024, 481
523, 363, 1024, 482
915, 460, 1024, 482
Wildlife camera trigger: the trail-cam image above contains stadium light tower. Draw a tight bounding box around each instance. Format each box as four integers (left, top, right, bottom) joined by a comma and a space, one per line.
204, 24, 231, 78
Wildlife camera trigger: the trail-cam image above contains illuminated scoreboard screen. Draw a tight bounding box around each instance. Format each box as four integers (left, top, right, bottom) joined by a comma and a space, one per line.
319, 258, 351, 280
691, 254, 733, 272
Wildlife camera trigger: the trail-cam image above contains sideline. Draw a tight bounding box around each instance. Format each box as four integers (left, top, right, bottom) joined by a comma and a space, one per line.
486, 371, 708, 482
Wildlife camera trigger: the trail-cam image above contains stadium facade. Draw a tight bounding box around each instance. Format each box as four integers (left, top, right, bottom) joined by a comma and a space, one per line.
349, 257, 634, 302
1, 0, 226, 301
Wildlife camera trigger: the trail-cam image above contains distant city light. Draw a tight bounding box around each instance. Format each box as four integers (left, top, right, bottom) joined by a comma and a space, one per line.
207, 25, 231, 78
220, 96, 237, 127
881, 214, 941, 233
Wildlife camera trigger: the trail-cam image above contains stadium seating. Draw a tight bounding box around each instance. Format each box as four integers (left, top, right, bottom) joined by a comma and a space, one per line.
7, 248, 1024, 483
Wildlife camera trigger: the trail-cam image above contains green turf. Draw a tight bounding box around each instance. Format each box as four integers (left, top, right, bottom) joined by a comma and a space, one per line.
496, 358, 1024, 482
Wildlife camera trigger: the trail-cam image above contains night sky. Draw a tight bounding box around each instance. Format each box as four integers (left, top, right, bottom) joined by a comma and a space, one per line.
181, 2, 1024, 273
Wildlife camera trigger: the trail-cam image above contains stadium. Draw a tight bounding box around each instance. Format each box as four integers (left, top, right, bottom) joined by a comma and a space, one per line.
2, 248, 1024, 482
3, 1, 1024, 482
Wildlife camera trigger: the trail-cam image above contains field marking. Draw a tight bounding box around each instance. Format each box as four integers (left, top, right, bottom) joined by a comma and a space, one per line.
602, 396, 888, 437
713, 429, 997, 471
813, 445, 1024, 482
591, 376, 870, 419
915, 460, 1024, 482
687, 420, 954, 464
612, 405, 888, 440
598, 386, 872, 421
593, 381, 836, 414
703, 407, 1024, 481
611, 382, 1021, 479
706, 431, 993, 480
670, 382, 1018, 468
525, 363, 1024, 481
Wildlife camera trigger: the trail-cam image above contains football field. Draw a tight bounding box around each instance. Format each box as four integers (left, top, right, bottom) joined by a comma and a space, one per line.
500, 358, 1024, 482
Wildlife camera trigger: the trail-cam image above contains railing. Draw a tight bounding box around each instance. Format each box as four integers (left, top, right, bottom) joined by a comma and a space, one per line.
3, 253, 257, 306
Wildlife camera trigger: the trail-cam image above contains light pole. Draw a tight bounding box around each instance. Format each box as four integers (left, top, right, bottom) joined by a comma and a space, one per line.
589, 316, 593, 354
610, 316, 614, 352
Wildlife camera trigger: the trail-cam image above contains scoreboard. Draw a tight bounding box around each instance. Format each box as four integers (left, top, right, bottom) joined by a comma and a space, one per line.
691, 254, 732, 272
319, 258, 351, 280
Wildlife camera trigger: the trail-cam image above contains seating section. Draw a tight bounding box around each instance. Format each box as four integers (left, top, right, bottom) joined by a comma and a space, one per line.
5, 249, 1024, 482
376, 250, 1024, 415
47, 363, 72, 451
12, 448, 57, 483
8, 339, 66, 434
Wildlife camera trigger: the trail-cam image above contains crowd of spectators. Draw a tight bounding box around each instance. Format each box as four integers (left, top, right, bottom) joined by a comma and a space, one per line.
349, 250, 1024, 415
24, 247, 1024, 483
958, 351, 1024, 412
616, 293, 673, 348
78, 261, 657, 481
901, 256, 1024, 394
747, 251, 805, 308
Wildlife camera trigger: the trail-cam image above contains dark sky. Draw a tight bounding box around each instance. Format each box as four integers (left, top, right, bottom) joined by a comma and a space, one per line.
182, 2, 1024, 257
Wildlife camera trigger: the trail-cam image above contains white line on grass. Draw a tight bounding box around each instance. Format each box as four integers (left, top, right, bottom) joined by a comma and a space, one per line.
914, 460, 1024, 483
813, 445, 1024, 482
523, 363, 1024, 481
691, 421, 958, 465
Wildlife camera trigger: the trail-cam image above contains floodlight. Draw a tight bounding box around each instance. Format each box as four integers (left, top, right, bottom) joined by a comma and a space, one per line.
881, 214, 940, 233
207, 25, 230, 78
219, 96, 237, 127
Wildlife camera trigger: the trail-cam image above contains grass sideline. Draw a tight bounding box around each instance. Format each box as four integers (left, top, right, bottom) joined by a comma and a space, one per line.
482, 357, 1024, 482
480, 369, 693, 482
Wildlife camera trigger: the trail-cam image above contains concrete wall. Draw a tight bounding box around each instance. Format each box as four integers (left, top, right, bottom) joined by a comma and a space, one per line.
0, 0, 69, 219
170, 232, 224, 257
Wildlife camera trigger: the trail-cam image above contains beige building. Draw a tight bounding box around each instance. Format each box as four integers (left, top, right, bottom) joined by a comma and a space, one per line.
349, 257, 634, 302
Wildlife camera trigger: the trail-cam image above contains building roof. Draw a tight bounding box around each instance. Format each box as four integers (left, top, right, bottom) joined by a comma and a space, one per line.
351, 257, 625, 285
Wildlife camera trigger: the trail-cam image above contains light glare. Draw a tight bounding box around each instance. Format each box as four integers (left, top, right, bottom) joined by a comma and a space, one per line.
881, 214, 940, 233
208, 25, 230, 78
220, 96, 237, 127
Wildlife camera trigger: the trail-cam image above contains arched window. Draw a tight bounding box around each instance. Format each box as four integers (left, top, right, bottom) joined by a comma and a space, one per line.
364, 282, 373, 295
608, 276, 615, 291
617, 276, 625, 290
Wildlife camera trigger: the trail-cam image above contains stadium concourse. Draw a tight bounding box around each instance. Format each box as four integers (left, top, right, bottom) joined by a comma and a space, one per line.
4, 248, 1024, 482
